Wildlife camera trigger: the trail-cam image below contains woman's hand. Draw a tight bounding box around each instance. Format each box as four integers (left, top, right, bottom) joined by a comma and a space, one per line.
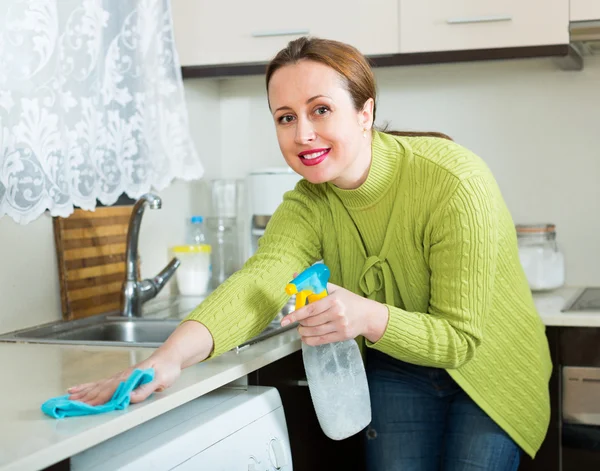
67, 320, 214, 406
281, 283, 389, 346
67, 348, 182, 405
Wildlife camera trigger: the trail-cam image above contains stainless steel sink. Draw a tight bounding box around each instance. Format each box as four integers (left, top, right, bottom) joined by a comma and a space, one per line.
0, 297, 297, 349
17, 317, 180, 344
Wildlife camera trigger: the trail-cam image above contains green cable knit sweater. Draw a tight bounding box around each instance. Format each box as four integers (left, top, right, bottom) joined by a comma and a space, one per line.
185, 131, 551, 457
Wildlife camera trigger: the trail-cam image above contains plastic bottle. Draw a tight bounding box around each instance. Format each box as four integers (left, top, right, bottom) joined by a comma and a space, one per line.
173, 216, 212, 296
187, 216, 207, 245
285, 264, 371, 440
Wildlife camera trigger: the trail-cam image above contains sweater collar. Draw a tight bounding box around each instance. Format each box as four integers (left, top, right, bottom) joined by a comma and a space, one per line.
329, 131, 401, 209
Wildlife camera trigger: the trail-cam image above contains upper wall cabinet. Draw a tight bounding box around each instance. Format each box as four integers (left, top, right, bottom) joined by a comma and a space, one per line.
570, 0, 600, 21
398, 0, 570, 53
171, 0, 398, 67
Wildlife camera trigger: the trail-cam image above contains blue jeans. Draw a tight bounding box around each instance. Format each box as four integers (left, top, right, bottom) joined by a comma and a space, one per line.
364, 349, 521, 471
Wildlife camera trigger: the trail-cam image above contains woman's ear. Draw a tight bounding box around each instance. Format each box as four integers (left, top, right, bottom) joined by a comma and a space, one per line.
359, 98, 375, 130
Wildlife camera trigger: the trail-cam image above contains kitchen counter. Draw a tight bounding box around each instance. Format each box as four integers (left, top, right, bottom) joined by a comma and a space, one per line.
0, 329, 301, 471
533, 287, 600, 327
1, 286, 598, 471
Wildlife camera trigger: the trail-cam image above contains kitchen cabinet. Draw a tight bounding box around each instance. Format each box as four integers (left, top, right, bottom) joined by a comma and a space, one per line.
570, 0, 600, 21
399, 0, 569, 53
171, 0, 398, 67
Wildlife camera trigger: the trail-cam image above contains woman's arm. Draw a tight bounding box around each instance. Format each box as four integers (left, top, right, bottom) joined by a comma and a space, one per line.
68, 182, 324, 404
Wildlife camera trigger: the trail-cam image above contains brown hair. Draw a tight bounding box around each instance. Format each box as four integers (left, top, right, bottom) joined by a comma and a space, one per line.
266, 37, 452, 141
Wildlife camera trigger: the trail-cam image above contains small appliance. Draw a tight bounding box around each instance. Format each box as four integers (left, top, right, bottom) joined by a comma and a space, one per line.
245, 167, 302, 259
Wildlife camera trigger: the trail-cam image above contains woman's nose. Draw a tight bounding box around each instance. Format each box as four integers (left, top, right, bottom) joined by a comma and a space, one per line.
294, 118, 316, 145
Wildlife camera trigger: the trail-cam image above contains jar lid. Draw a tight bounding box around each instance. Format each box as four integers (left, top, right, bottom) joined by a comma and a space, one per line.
172, 244, 212, 254
516, 224, 556, 234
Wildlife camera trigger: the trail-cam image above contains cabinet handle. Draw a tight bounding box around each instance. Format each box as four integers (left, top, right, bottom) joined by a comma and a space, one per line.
446, 15, 512, 25
251, 29, 310, 38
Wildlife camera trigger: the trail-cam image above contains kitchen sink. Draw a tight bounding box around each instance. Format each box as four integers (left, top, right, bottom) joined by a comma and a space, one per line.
0, 298, 297, 350
13, 317, 181, 345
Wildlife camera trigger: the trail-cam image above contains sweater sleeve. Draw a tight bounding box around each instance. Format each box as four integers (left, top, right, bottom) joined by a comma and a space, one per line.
367, 175, 499, 368
183, 184, 322, 357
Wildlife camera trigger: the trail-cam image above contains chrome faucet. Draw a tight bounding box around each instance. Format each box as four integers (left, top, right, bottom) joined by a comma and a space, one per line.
121, 193, 181, 317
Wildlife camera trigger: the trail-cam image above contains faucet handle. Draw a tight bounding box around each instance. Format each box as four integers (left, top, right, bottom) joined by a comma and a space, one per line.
152, 258, 181, 293
137, 257, 181, 305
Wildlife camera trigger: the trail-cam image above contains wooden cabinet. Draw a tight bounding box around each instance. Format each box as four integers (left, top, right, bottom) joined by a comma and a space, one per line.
570, 0, 600, 21
398, 0, 569, 53
171, 0, 398, 67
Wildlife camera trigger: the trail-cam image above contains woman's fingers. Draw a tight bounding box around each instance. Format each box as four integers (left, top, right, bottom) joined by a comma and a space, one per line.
297, 321, 337, 338
302, 331, 343, 347
67, 382, 94, 393
130, 380, 161, 404
67, 377, 117, 404
68, 383, 99, 401
282, 296, 337, 326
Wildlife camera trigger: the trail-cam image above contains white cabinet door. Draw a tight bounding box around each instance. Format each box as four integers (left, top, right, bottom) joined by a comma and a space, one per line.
399, 0, 570, 53
172, 0, 398, 67
571, 0, 600, 21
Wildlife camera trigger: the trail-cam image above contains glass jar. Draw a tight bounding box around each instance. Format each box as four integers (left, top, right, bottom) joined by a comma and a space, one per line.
516, 223, 565, 291
206, 217, 240, 288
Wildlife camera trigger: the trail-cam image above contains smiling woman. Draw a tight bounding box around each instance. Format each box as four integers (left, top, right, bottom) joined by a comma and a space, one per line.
267, 59, 373, 189
265, 38, 453, 190
67, 36, 551, 471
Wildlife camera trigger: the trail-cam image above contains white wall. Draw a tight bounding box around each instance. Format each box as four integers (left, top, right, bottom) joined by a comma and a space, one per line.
216, 56, 600, 287
1, 55, 599, 333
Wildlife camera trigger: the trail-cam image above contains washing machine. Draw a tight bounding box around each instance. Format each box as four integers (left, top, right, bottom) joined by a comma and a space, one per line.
71, 386, 292, 470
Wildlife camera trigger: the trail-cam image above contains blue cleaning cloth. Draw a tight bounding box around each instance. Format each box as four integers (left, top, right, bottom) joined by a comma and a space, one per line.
41, 368, 155, 419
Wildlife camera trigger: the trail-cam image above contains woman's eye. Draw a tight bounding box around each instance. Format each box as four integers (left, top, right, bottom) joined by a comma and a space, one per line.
278, 115, 294, 124
315, 106, 329, 116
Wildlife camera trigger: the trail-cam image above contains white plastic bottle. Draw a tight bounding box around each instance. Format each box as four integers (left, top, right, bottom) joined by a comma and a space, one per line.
173, 216, 212, 296
302, 339, 371, 440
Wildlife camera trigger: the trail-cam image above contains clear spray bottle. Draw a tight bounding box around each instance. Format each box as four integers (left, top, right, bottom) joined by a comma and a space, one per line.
285, 263, 371, 440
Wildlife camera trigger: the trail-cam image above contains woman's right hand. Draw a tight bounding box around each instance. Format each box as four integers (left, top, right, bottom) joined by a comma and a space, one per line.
67, 320, 214, 406
66, 348, 182, 406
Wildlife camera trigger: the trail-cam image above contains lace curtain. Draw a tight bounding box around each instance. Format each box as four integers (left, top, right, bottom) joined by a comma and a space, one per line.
0, 0, 203, 224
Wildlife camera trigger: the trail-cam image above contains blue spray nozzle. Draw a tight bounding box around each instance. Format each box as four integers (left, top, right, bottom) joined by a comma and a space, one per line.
285, 263, 330, 309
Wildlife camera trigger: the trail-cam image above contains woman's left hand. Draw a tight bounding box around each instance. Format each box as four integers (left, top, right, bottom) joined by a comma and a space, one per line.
280, 283, 389, 346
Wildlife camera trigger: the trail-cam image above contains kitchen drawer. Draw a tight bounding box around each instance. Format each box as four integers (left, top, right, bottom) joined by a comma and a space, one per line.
172, 0, 398, 67
571, 0, 600, 21
399, 0, 569, 53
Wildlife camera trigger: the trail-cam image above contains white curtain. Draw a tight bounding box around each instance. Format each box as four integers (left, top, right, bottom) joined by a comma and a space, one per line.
0, 0, 203, 224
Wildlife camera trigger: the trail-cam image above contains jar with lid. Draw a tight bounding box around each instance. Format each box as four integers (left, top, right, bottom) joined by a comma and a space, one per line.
516, 223, 565, 291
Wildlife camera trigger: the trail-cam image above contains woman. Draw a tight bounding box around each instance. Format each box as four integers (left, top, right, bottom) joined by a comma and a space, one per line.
68, 37, 551, 470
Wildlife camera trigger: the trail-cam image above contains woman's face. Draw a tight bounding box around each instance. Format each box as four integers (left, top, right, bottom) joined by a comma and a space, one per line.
267, 60, 374, 189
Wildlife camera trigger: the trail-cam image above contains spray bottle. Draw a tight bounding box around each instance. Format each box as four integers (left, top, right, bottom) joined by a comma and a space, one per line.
285, 263, 371, 440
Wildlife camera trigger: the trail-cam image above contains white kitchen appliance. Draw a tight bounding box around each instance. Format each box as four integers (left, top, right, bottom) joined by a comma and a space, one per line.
245, 168, 302, 259
71, 386, 292, 470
